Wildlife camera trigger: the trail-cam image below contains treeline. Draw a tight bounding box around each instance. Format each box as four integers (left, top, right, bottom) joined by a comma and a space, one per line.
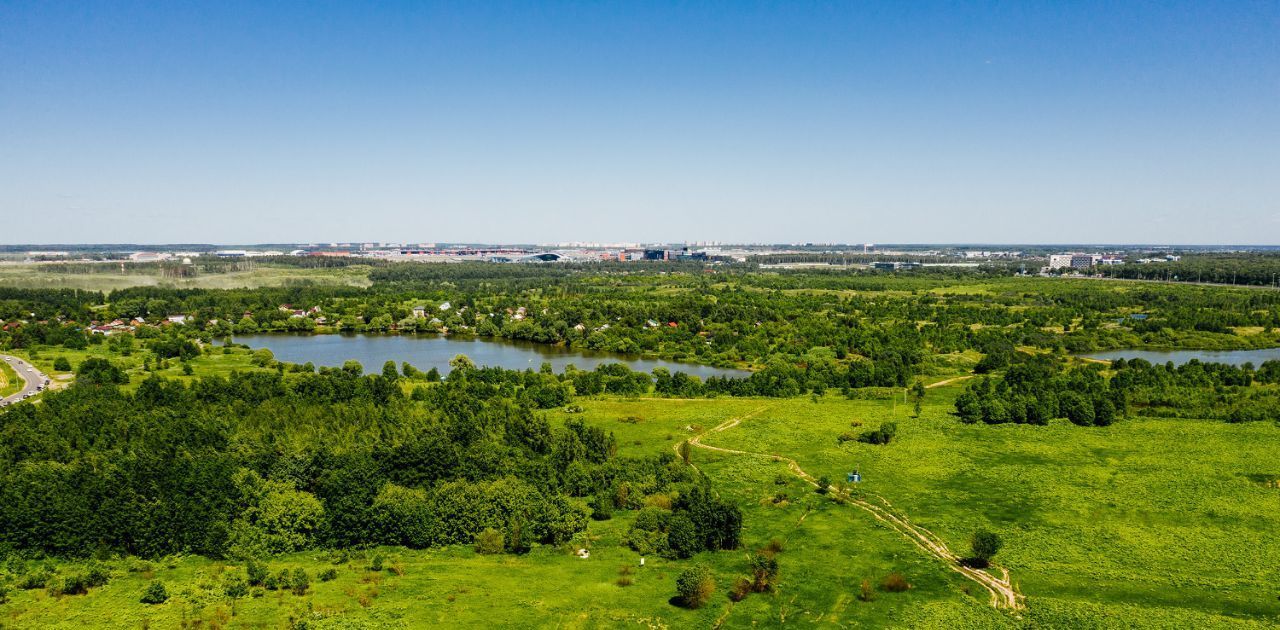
956, 353, 1280, 425
1099, 253, 1280, 287
0, 362, 741, 559
1110, 357, 1280, 422
955, 356, 1125, 426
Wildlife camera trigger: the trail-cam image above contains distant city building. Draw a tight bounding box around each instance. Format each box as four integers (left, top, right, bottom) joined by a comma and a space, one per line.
128, 252, 172, 262
1048, 253, 1124, 270
871, 261, 922, 271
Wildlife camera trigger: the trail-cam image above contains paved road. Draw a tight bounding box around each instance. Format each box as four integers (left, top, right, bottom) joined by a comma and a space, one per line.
0, 355, 49, 407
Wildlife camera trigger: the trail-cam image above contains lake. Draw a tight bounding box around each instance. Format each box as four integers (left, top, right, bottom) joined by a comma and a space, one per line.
233, 333, 752, 379
1080, 347, 1280, 367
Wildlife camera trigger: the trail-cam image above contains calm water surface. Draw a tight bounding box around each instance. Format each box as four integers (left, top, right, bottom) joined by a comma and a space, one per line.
1080, 347, 1280, 366
234, 334, 751, 379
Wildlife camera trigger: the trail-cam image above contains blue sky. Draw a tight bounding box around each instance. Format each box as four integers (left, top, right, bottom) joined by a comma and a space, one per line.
2, 1, 1277, 244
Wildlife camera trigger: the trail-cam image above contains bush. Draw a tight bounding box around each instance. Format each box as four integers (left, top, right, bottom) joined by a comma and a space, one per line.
49, 574, 88, 596
84, 564, 110, 588
17, 571, 50, 590
675, 564, 715, 609
763, 538, 785, 555
880, 572, 911, 592
290, 568, 310, 595
857, 422, 897, 445
728, 577, 752, 602
318, 568, 338, 582
53, 357, 72, 371
224, 575, 249, 599
858, 578, 876, 601
749, 553, 780, 592
475, 527, 505, 555
368, 553, 384, 572
815, 476, 831, 494
140, 580, 169, 604
246, 559, 268, 586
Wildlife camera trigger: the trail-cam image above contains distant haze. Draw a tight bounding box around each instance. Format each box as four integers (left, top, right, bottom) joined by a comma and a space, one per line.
1, 2, 1277, 245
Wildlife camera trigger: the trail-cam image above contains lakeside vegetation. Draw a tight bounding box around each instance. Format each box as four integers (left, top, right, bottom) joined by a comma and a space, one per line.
2, 259, 1279, 627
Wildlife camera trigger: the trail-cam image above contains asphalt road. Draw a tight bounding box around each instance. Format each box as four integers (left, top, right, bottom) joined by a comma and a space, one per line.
0, 354, 48, 406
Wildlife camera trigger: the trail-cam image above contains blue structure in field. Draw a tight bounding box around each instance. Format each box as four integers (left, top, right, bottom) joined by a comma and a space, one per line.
847, 471, 861, 483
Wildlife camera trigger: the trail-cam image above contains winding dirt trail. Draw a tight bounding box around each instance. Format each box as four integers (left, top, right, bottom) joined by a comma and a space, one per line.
678, 406, 1023, 611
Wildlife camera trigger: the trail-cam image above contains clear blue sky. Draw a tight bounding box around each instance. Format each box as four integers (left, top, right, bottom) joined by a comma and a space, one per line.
2, 1, 1277, 245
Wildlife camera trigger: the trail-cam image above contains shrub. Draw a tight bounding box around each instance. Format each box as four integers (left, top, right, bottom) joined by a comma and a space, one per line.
857, 422, 897, 445
17, 571, 50, 590
318, 568, 338, 582
49, 574, 88, 596
880, 572, 911, 593
140, 580, 169, 604
858, 578, 876, 601
675, 564, 715, 609
290, 568, 310, 595
475, 527, 505, 555
815, 476, 831, 494
246, 560, 268, 587
224, 575, 249, 599
763, 538, 785, 555
0, 583, 9, 604
84, 564, 110, 588
728, 577, 752, 601
53, 357, 71, 371
749, 553, 780, 592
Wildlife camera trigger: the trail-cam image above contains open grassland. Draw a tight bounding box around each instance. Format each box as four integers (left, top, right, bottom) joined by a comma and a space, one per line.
5, 385, 1276, 627
0, 264, 373, 291
688, 391, 1280, 627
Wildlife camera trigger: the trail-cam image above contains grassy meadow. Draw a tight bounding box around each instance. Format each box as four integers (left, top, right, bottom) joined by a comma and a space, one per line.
0, 263, 373, 291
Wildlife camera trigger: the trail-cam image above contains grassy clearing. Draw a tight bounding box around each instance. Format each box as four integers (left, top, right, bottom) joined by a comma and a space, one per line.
695, 390, 1280, 626
0, 264, 373, 291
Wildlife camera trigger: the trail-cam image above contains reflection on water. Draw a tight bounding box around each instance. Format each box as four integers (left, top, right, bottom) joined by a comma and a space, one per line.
233, 333, 751, 379
1080, 348, 1280, 367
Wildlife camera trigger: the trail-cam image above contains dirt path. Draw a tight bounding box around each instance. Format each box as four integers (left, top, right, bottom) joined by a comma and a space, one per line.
926, 375, 975, 389
680, 406, 1023, 611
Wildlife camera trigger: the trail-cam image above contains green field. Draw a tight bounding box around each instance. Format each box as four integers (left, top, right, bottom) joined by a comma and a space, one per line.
0, 263, 373, 291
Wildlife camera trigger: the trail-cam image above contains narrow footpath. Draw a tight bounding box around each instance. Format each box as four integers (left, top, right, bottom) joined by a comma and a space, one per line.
677, 406, 1023, 611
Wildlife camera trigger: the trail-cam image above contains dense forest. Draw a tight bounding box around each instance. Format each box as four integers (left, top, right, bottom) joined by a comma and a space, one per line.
0, 362, 740, 560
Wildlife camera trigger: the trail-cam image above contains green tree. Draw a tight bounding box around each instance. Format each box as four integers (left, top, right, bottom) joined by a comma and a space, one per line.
140, 580, 168, 604
969, 530, 1003, 567
675, 564, 715, 609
